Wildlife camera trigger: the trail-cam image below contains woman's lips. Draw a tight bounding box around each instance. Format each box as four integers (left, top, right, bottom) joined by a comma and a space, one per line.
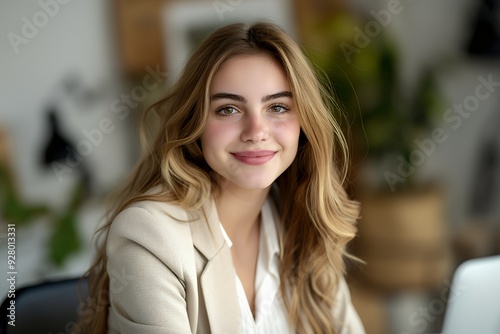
230, 150, 277, 165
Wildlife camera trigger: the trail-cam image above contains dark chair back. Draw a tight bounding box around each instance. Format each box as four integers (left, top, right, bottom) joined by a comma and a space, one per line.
0, 277, 88, 334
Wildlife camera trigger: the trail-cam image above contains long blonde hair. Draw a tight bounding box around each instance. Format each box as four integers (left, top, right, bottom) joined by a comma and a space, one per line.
77, 22, 359, 334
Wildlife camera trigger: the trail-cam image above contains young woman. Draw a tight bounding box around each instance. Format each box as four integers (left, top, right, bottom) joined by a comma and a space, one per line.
78, 22, 364, 334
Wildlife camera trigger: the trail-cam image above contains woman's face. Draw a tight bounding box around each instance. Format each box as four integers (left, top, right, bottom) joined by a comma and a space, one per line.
201, 54, 301, 191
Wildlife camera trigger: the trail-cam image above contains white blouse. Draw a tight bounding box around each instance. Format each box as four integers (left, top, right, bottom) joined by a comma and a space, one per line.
220, 198, 366, 334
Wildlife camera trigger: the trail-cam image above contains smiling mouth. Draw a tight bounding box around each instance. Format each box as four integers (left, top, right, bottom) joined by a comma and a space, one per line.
231, 150, 277, 165
232, 150, 276, 158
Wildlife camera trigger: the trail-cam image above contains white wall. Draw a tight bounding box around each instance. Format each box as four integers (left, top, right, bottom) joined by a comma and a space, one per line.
0, 0, 136, 296
0, 0, 133, 209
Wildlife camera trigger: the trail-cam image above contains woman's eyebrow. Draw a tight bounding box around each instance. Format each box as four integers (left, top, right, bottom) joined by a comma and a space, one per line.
262, 91, 292, 102
211, 93, 246, 103
211, 91, 293, 103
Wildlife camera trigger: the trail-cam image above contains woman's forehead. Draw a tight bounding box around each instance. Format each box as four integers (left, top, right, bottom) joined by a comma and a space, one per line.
209, 54, 291, 98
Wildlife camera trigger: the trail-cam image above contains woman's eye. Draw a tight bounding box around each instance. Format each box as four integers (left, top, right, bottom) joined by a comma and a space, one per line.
270, 104, 289, 113
217, 106, 238, 116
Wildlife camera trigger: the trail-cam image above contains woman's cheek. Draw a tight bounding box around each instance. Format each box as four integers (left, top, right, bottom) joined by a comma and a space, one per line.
273, 119, 301, 143
202, 120, 239, 149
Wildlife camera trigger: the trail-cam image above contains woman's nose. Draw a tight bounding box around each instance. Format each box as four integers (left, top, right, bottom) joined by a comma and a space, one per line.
240, 113, 269, 143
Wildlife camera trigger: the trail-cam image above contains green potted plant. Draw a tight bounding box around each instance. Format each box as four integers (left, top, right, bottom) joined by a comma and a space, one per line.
304, 15, 443, 192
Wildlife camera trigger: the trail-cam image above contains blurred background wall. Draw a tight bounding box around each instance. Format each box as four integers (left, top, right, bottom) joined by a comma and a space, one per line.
1, 0, 499, 333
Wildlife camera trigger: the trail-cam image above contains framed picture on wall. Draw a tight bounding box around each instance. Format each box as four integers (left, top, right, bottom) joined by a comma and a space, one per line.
161, 0, 295, 81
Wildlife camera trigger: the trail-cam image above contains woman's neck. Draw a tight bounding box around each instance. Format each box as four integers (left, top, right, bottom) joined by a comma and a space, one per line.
215, 183, 270, 245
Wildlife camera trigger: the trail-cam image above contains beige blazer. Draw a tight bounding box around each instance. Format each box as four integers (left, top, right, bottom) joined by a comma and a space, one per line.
106, 197, 364, 334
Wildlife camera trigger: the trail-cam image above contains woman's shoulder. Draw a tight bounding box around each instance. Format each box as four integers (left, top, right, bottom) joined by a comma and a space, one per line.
105, 196, 202, 290
112, 198, 190, 229
124, 198, 190, 220
107, 197, 197, 259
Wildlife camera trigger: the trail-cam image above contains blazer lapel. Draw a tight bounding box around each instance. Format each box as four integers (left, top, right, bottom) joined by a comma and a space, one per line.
190, 198, 241, 333
200, 245, 241, 333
